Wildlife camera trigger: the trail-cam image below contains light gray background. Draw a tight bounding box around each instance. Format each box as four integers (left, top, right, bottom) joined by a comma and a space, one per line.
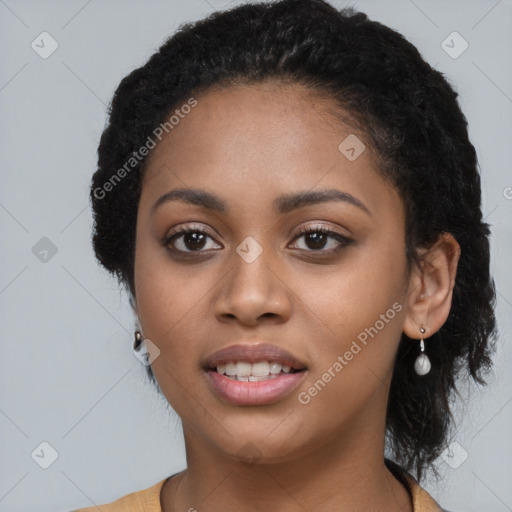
1, 0, 511, 511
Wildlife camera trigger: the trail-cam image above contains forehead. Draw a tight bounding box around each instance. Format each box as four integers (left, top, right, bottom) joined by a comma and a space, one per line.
143, 81, 372, 174
139, 80, 400, 221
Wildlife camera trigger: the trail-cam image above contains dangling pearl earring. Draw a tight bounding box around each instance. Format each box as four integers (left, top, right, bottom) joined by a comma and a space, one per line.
414, 326, 431, 376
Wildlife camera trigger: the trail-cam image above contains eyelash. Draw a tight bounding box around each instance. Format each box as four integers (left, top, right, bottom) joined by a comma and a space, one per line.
163, 224, 353, 256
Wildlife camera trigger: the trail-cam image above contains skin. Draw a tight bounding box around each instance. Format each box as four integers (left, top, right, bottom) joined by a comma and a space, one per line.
133, 80, 460, 512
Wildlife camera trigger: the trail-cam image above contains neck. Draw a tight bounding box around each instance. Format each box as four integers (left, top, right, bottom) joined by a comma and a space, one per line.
161, 417, 413, 512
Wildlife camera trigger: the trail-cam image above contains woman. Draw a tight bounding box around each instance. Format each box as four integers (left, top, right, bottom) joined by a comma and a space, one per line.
76, 0, 497, 510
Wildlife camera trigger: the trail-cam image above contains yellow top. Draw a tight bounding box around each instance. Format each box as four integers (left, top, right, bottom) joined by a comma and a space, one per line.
73, 466, 445, 512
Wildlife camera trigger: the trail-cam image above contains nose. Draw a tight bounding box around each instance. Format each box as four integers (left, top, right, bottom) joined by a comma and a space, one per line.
213, 248, 292, 327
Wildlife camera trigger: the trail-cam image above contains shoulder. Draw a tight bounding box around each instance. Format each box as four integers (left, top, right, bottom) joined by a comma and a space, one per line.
385, 459, 447, 512
404, 474, 448, 512
71, 477, 168, 512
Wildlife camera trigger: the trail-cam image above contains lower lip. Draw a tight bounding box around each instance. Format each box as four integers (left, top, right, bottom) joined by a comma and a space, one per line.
205, 369, 307, 406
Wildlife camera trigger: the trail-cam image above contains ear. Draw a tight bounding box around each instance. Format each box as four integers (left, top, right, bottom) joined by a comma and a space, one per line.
402, 233, 461, 339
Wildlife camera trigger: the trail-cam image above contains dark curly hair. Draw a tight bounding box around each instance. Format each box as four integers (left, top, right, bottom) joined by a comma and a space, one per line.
90, 0, 497, 481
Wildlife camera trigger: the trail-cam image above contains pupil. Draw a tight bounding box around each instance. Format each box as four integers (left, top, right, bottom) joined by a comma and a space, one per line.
307, 232, 326, 250
186, 232, 206, 250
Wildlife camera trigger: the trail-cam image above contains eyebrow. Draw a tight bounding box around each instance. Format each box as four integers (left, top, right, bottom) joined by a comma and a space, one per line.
151, 187, 371, 217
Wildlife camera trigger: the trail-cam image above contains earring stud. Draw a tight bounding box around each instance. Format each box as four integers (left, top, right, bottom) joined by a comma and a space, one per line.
134, 330, 143, 351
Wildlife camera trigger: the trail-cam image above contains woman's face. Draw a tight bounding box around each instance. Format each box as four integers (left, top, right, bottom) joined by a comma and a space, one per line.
134, 81, 413, 463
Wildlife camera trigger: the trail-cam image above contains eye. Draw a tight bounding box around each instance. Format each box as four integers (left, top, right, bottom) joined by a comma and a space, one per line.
289, 225, 353, 254
163, 225, 222, 253
163, 223, 353, 256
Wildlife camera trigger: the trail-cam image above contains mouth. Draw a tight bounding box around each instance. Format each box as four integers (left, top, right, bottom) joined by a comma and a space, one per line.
209, 361, 305, 381
203, 342, 308, 378
202, 343, 308, 405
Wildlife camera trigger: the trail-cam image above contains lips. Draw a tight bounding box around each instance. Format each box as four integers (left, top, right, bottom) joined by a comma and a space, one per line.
202, 343, 308, 406
202, 343, 308, 371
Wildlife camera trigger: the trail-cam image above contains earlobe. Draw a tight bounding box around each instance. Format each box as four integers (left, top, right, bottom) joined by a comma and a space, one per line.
402, 232, 461, 340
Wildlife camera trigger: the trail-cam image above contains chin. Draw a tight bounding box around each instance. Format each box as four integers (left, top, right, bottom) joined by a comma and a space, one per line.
207, 425, 319, 466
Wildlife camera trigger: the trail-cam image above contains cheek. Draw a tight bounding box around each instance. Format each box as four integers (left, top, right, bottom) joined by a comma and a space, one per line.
291, 251, 408, 413
134, 245, 205, 346
290, 262, 407, 433
133, 244, 210, 413
134, 209, 201, 321
297, 247, 406, 339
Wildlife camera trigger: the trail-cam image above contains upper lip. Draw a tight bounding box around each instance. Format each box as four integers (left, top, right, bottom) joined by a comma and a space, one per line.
203, 343, 308, 370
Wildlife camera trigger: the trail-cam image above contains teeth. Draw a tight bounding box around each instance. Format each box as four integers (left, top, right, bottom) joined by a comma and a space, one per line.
251, 361, 270, 377
269, 362, 283, 374
225, 362, 237, 376
235, 362, 252, 377
214, 360, 296, 379
230, 375, 279, 382
249, 375, 271, 382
